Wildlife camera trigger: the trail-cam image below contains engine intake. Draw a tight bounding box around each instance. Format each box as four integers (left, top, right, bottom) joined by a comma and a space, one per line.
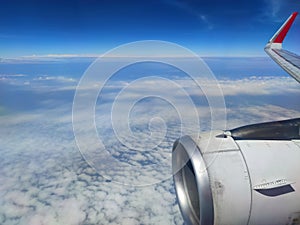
172, 118, 300, 225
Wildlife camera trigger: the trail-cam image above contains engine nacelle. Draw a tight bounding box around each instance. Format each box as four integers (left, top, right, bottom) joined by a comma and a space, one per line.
172, 118, 300, 225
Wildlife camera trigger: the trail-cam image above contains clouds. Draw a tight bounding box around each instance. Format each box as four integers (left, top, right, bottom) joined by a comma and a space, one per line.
0, 76, 184, 224
161, 0, 214, 29
268, 0, 282, 18
34, 75, 77, 83
1, 55, 300, 224
219, 76, 300, 96
1, 87, 298, 225
94, 75, 300, 99
0, 114, 182, 224
263, 0, 296, 21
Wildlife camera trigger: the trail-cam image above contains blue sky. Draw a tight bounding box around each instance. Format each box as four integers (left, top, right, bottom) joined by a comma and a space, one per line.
1, 2, 300, 224
0, 0, 300, 57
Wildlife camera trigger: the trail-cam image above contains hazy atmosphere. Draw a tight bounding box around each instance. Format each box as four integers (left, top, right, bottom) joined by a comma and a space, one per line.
1, 0, 300, 224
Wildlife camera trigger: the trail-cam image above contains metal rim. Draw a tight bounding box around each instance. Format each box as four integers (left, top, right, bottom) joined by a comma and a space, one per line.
172, 135, 214, 225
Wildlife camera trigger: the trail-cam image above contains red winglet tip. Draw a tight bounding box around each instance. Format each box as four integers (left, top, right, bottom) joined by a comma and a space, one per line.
273, 12, 298, 43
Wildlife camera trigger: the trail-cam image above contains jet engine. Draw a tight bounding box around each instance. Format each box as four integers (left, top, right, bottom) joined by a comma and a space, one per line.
172, 118, 300, 225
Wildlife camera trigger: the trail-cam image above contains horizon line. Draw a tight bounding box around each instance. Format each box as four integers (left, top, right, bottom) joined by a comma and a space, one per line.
0, 53, 268, 61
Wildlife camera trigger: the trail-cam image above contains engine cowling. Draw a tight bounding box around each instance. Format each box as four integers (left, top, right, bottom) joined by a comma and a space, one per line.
172, 118, 300, 225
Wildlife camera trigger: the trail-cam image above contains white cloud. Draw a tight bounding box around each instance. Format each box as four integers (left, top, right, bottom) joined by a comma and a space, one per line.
0, 73, 299, 224
162, 0, 213, 29
268, 0, 282, 18
23, 54, 100, 58
34, 76, 77, 83
0, 98, 183, 224
0, 74, 27, 77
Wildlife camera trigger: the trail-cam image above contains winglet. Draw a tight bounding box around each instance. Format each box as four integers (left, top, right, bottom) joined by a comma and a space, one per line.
267, 12, 298, 48
265, 12, 300, 83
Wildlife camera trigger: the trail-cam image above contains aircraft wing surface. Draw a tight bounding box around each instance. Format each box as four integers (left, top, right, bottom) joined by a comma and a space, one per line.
265, 12, 300, 83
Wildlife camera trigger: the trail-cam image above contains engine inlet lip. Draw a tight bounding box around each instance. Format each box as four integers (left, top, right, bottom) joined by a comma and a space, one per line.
172, 135, 214, 225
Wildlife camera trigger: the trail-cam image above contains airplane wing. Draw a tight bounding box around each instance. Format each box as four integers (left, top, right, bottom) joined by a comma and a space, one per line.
265, 12, 300, 83
172, 12, 300, 225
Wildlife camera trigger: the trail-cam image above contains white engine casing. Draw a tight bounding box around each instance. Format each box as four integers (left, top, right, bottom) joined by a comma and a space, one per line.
172, 130, 300, 225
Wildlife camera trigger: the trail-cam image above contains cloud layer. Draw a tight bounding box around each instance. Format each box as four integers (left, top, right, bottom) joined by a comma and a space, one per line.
0, 58, 299, 224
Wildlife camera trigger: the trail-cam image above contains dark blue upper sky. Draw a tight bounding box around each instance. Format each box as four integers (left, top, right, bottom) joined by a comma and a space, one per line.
1, 0, 300, 57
